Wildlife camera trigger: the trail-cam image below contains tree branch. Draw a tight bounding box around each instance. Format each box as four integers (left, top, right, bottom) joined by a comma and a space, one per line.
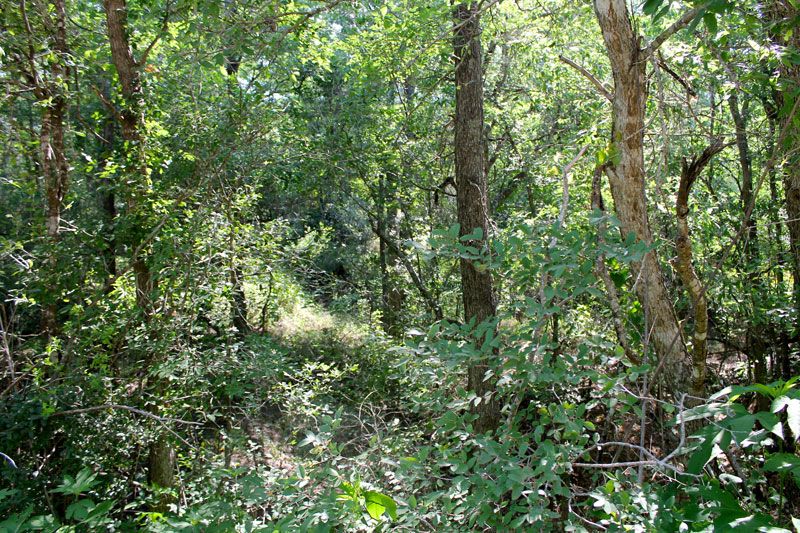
138, 0, 173, 67
559, 55, 612, 102
673, 138, 726, 397
644, 3, 710, 59
50, 404, 202, 426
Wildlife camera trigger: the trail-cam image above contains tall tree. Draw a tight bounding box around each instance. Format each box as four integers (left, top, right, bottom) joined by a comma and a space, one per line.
14, 0, 72, 338
592, 0, 701, 395
453, 2, 499, 433
768, 1, 800, 350
103, 0, 155, 315
102, 0, 174, 495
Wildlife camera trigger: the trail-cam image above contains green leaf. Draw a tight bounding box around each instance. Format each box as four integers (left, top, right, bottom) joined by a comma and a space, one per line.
460, 227, 483, 242
725, 414, 755, 445
703, 12, 718, 34
764, 453, 800, 473
755, 412, 784, 440
687, 8, 708, 33
364, 490, 397, 520
643, 0, 665, 16
66, 499, 95, 521
688, 429, 731, 475
787, 398, 800, 440
51, 468, 99, 497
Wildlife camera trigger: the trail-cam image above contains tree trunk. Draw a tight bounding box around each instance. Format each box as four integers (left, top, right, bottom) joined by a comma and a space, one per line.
675, 141, 725, 398
222, 35, 250, 337
96, 82, 118, 293
592, 167, 638, 366
768, 1, 800, 347
453, 2, 500, 433
378, 174, 402, 336
26, 0, 71, 340
727, 88, 768, 395
231, 264, 251, 334
103, 0, 172, 499
103, 0, 154, 316
593, 0, 690, 396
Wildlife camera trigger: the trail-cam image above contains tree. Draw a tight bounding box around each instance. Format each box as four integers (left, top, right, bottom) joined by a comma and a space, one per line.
102, 0, 174, 496
768, 1, 800, 348
8, 0, 72, 338
453, 1, 500, 433
592, 0, 703, 396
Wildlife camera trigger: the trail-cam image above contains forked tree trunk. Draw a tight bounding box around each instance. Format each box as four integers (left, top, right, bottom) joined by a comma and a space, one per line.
593, 0, 691, 396
453, 2, 500, 433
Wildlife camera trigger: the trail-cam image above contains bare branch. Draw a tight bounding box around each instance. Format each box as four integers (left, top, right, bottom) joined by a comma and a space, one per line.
50, 404, 202, 426
559, 55, 612, 102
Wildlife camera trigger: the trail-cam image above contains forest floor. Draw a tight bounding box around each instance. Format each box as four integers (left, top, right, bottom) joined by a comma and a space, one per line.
229, 300, 396, 482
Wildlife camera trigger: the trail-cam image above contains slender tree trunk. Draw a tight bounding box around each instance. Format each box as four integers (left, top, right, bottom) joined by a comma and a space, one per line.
729, 95, 757, 257
97, 82, 118, 293
766, 99, 792, 379
768, 2, 800, 349
454, 2, 500, 433
378, 175, 392, 334
675, 141, 725, 398
103, 0, 172, 502
25, 0, 71, 340
230, 265, 250, 334
592, 167, 638, 366
377, 174, 403, 336
103, 0, 154, 316
727, 90, 768, 393
222, 27, 251, 337
593, 0, 690, 396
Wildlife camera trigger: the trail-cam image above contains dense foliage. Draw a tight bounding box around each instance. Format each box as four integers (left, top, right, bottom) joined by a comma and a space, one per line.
1, 0, 799, 531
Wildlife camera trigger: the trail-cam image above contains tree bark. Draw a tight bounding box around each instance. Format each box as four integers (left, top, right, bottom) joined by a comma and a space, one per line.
103, 0, 172, 500
675, 140, 725, 398
593, 0, 690, 396
103, 0, 154, 315
768, 1, 800, 348
454, 2, 500, 433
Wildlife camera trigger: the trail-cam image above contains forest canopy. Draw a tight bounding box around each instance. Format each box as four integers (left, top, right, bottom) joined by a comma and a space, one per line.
1, 0, 800, 531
